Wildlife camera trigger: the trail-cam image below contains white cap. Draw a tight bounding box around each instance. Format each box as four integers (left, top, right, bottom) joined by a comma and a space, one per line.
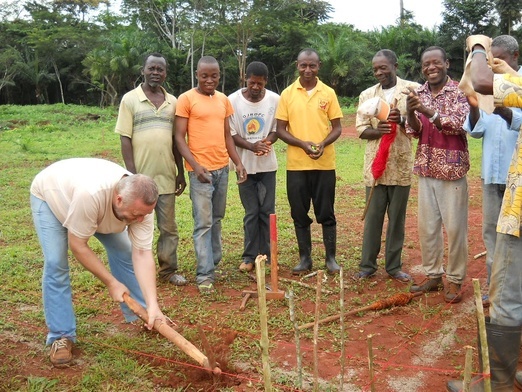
357, 97, 390, 121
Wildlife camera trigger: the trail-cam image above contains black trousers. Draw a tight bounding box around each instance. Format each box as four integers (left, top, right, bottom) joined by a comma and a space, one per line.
286, 170, 336, 229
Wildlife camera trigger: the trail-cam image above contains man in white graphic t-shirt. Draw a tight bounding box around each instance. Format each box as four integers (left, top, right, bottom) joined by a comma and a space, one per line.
229, 61, 280, 272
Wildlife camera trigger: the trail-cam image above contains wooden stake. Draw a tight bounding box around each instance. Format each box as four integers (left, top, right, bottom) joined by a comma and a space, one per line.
240, 216, 284, 308
339, 267, 345, 391
255, 256, 272, 391
473, 279, 491, 392
463, 345, 473, 392
473, 251, 487, 259
269, 214, 279, 293
313, 270, 323, 392
368, 334, 376, 392
280, 277, 333, 294
288, 291, 303, 389
361, 181, 376, 221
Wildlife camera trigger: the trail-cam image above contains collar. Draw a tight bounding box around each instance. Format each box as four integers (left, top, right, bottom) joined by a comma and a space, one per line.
136, 84, 170, 104
296, 77, 322, 91
419, 76, 457, 96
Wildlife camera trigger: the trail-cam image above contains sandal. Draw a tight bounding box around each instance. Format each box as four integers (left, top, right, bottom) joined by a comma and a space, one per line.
389, 271, 412, 283
168, 274, 187, 286
352, 270, 376, 281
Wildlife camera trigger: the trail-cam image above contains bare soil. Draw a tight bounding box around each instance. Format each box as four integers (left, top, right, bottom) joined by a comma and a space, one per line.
2, 114, 514, 392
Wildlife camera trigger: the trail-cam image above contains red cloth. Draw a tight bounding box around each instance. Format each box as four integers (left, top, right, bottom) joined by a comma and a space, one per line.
371, 122, 397, 181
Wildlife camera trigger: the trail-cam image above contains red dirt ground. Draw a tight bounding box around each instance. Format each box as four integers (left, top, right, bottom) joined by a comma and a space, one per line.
4, 116, 518, 392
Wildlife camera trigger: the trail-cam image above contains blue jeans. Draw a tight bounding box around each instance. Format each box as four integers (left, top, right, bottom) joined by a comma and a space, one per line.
482, 182, 505, 285
155, 193, 180, 280
31, 195, 145, 345
188, 166, 228, 285
489, 232, 522, 327
238, 171, 276, 264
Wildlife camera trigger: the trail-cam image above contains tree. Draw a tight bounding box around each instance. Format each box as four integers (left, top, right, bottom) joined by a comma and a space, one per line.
52, 0, 109, 22
366, 25, 439, 83
83, 27, 162, 106
23, 2, 99, 104
14, 47, 56, 103
438, 0, 498, 76
496, 0, 522, 34
307, 25, 369, 96
0, 47, 23, 93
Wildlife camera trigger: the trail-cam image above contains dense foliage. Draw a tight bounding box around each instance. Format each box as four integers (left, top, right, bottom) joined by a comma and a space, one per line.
0, 0, 520, 106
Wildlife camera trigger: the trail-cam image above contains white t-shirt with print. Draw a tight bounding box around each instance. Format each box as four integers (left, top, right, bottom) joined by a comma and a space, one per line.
228, 89, 280, 174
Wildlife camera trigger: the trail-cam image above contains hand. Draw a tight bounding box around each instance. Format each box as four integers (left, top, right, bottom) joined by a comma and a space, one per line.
175, 173, 186, 196
236, 165, 248, 184
406, 93, 422, 113
107, 279, 129, 303
253, 139, 272, 156
145, 304, 166, 331
491, 58, 518, 76
194, 165, 211, 183
307, 143, 324, 160
376, 121, 393, 134
387, 108, 401, 124
404, 87, 422, 113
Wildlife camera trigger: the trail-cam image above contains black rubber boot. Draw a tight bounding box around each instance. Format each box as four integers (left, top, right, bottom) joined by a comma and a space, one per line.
292, 226, 313, 275
487, 321, 521, 391
515, 371, 522, 390
446, 320, 521, 392
323, 224, 340, 274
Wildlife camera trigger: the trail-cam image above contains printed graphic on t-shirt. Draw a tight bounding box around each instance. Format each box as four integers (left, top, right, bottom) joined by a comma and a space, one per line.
243, 116, 266, 141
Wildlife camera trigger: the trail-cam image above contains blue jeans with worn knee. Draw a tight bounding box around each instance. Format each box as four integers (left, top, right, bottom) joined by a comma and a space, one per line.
31, 195, 145, 345
482, 182, 505, 285
188, 166, 228, 285
489, 232, 522, 327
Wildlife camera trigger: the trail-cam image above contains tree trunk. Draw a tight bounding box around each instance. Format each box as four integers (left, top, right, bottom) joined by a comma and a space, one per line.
53, 61, 65, 104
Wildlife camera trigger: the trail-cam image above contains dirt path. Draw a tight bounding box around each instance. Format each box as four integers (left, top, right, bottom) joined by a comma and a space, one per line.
2, 114, 506, 391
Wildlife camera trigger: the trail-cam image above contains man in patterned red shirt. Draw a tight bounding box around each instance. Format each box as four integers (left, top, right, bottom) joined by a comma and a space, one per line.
405, 46, 470, 303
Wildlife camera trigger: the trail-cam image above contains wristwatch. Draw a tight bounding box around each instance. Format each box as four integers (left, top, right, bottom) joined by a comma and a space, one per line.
428, 111, 439, 123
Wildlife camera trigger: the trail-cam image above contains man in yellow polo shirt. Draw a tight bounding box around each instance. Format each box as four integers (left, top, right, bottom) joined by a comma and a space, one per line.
276, 48, 343, 275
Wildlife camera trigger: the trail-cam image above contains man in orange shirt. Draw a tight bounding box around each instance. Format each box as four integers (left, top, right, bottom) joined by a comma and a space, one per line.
175, 56, 247, 294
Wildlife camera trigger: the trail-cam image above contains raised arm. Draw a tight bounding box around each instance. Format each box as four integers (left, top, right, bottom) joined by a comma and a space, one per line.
470, 45, 494, 95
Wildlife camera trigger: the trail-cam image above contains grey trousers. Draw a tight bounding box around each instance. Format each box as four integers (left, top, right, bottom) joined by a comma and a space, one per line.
417, 176, 468, 284
155, 193, 180, 280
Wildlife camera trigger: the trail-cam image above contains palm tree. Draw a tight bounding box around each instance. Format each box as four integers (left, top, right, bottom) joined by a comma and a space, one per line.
307, 27, 369, 96
15, 47, 56, 104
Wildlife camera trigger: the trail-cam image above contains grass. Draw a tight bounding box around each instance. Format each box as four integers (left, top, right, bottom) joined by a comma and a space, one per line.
0, 104, 483, 390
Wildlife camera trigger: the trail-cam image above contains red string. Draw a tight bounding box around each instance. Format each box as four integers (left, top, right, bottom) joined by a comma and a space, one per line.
371, 122, 397, 180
